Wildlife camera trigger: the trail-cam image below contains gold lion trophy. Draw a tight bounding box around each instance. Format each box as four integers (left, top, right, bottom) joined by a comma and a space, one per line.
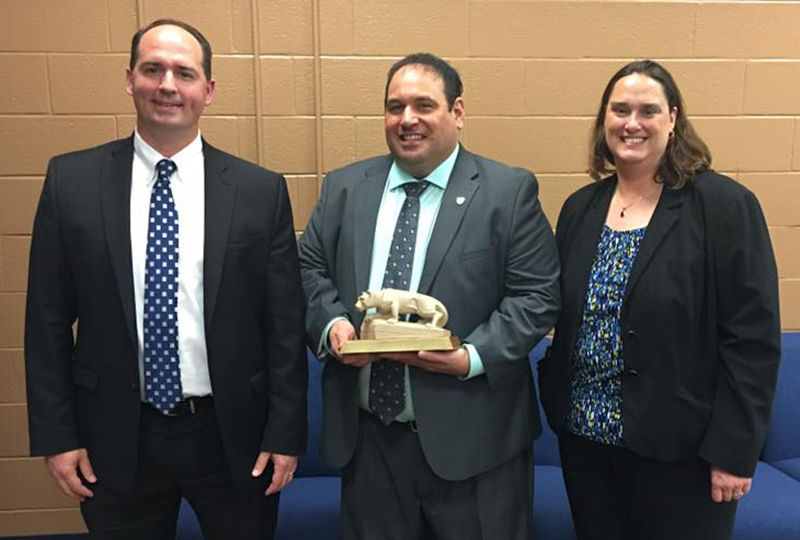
340, 289, 460, 354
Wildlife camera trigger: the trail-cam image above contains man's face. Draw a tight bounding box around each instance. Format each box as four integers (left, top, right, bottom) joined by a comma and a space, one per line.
125, 24, 215, 146
384, 66, 464, 178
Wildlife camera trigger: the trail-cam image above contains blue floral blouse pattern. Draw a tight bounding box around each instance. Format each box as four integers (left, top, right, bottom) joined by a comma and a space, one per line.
565, 224, 646, 446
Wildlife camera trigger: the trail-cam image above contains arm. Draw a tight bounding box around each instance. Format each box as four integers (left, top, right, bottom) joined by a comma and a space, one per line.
297, 173, 352, 353
698, 188, 781, 479
459, 171, 561, 386
25, 158, 96, 499
259, 174, 308, 457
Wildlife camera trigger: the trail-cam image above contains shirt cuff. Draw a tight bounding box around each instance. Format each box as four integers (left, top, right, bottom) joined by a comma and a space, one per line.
318, 316, 348, 360
460, 343, 485, 380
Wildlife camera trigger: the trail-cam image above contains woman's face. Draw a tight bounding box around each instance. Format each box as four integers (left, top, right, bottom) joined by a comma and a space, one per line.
603, 73, 677, 173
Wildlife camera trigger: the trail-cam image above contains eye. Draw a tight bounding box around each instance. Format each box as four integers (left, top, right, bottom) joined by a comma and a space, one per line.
642, 106, 659, 117
611, 104, 629, 116
177, 69, 197, 81
386, 103, 403, 114
141, 65, 161, 76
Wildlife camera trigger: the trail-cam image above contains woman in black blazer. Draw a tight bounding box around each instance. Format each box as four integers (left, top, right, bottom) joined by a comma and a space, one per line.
538, 60, 781, 540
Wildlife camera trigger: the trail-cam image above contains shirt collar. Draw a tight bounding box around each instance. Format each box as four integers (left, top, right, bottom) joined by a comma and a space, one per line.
133, 130, 204, 184
387, 143, 460, 192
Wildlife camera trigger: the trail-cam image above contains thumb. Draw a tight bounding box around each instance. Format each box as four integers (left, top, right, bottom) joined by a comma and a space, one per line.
252, 452, 271, 477
78, 450, 96, 483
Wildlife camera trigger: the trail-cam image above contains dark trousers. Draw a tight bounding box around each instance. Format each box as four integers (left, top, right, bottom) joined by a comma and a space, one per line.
341, 410, 532, 540
559, 431, 737, 540
80, 399, 278, 540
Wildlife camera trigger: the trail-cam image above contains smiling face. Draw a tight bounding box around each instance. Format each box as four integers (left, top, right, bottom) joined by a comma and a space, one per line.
384, 65, 464, 178
604, 73, 676, 175
125, 24, 215, 152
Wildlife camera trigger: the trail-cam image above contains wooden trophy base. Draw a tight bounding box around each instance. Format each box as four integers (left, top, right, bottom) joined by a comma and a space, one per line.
340, 319, 460, 354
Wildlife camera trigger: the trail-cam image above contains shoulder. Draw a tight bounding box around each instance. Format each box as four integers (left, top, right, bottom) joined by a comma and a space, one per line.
465, 149, 535, 184
690, 169, 754, 202
203, 142, 285, 190
325, 154, 392, 183
49, 137, 131, 168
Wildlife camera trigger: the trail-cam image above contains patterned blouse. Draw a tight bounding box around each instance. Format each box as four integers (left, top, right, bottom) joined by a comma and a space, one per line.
565, 224, 646, 446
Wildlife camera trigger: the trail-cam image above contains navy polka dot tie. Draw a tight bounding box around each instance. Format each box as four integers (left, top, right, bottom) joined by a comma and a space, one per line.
143, 159, 182, 414
369, 180, 429, 425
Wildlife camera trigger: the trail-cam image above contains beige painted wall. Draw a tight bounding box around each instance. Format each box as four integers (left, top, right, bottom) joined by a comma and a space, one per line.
1, 0, 798, 535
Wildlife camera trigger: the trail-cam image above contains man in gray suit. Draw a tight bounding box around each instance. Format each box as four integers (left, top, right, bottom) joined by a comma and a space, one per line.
298, 53, 560, 539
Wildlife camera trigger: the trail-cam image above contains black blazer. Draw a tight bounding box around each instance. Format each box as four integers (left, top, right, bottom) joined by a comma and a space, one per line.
298, 148, 561, 480
539, 170, 780, 477
25, 137, 307, 493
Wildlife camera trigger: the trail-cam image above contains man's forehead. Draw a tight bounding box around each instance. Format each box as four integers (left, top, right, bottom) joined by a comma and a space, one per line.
137, 24, 202, 58
387, 65, 445, 94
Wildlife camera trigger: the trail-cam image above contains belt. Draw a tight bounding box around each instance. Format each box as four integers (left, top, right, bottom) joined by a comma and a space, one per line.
147, 396, 212, 417
360, 408, 418, 433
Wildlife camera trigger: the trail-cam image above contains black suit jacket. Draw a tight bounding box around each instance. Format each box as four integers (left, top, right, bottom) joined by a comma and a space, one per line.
298, 147, 561, 480
25, 137, 307, 493
539, 170, 781, 477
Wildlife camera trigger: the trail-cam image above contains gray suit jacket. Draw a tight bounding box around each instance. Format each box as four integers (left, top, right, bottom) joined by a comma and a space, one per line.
298, 147, 560, 480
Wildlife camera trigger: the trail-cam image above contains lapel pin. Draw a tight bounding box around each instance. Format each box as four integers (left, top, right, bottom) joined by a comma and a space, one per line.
456, 196, 466, 206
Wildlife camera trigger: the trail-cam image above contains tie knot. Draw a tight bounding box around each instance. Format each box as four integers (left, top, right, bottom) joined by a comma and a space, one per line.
156, 159, 177, 183
402, 180, 428, 199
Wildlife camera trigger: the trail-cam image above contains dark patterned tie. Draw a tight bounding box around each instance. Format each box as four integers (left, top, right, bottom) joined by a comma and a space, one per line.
369, 180, 429, 425
143, 159, 182, 414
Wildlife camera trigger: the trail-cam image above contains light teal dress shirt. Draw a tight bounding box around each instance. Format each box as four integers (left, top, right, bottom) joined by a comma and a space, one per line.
322, 144, 485, 422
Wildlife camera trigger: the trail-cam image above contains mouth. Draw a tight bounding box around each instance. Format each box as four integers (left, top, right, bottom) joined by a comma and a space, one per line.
152, 99, 182, 109
622, 135, 646, 145
399, 132, 425, 142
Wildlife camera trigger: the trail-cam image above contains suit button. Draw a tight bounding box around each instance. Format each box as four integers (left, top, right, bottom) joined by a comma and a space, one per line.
625, 369, 639, 377
131, 381, 140, 391
626, 330, 637, 338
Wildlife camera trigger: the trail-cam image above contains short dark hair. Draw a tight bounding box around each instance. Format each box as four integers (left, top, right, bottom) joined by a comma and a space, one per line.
589, 60, 711, 189
384, 53, 463, 110
130, 19, 212, 80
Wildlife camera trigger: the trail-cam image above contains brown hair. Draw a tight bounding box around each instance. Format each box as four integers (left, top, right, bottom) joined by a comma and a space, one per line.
588, 60, 711, 188
130, 19, 212, 80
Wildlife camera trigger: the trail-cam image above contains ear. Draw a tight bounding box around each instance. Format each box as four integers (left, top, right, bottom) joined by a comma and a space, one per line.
204, 78, 216, 107
669, 106, 677, 129
452, 96, 466, 131
125, 67, 134, 97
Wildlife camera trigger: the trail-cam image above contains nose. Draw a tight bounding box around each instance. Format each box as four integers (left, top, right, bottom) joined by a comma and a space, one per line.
624, 112, 641, 131
158, 70, 177, 92
401, 105, 417, 126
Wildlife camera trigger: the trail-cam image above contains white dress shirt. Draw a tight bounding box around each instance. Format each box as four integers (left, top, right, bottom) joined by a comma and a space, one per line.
131, 131, 211, 398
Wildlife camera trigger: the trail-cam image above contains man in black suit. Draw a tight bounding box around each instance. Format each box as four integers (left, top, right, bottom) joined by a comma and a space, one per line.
25, 19, 307, 539
298, 53, 560, 539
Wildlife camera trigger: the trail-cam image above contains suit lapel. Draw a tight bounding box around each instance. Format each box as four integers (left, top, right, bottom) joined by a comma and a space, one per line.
623, 185, 683, 305
101, 138, 138, 348
353, 157, 392, 296
202, 142, 236, 331
417, 148, 479, 295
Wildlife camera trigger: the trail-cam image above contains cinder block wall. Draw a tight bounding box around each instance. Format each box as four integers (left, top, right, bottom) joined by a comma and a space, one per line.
1, 0, 798, 535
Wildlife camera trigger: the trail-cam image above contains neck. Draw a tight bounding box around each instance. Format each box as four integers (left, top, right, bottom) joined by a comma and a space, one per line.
137, 125, 198, 158
616, 166, 660, 196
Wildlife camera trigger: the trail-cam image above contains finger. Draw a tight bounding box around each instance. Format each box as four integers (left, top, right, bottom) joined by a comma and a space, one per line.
78, 453, 97, 484
265, 464, 291, 496
742, 482, 752, 495
251, 452, 270, 477
711, 484, 723, 503
65, 469, 94, 499
55, 477, 83, 501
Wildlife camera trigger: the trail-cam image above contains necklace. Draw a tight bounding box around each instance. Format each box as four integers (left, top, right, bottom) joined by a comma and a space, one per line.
617, 185, 662, 218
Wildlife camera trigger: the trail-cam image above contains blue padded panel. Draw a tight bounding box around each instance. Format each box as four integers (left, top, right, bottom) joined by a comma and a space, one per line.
761, 333, 800, 463
275, 476, 342, 540
175, 499, 203, 540
772, 457, 800, 482
733, 461, 800, 539
533, 465, 578, 540
296, 349, 339, 478
530, 338, 561, 466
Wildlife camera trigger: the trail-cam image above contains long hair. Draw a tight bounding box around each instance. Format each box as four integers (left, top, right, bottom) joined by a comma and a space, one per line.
588, 60, 711, 188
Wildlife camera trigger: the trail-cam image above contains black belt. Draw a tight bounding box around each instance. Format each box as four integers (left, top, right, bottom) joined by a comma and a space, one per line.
146, 396, 212, 417
360, 408, 418, 433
